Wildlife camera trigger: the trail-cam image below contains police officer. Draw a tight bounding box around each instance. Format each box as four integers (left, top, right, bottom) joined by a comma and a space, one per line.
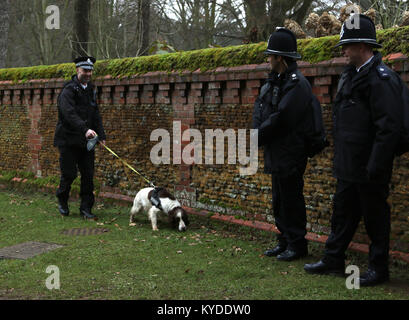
304, 14, 403, 286
54, 56, 106, 220
253, 28, 315, 261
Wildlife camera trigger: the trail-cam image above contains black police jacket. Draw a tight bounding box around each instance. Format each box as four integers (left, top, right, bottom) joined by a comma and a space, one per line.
333, 51, 402, 183
54, 75, 106, 148
252, 62, 313, 176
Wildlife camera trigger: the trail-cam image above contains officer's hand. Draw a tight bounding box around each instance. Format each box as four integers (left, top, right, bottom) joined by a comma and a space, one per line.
99, 140, 106, 149
85, 129, 97, 139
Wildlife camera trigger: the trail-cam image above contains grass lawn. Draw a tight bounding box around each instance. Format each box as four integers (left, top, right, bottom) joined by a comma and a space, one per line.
0, 189, 408, 300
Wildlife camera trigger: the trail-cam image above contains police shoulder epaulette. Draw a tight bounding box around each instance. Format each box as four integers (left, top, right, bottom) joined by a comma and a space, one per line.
71, 84, 80, 92
290, 73, 299, 82
376, 65, 390, 80
259, 82, 271, 99
63, 81, 79, 92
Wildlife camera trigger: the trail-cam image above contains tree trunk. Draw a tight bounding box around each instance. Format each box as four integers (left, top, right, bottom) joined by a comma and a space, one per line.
0, 0, 10, 68
292, 0, 314, 26
72, 0, 91, 59
140, 0, 150, 55
244, 0, 268, 43
244, 0, 312, 43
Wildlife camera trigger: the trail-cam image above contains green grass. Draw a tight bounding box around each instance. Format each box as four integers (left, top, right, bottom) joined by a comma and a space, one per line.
0, 189, 408, 300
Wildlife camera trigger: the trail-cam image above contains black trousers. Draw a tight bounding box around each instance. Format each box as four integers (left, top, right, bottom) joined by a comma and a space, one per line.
56, 146, 95, 211
272, 163, 308, 252
324, 179, 391, 272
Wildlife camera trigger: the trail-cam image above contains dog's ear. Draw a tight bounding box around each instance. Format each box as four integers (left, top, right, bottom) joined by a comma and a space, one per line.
167, 208, 178, 225
181, 209, 190, 226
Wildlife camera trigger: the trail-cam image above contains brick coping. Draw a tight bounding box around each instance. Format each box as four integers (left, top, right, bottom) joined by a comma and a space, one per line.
1, 52, 407, 89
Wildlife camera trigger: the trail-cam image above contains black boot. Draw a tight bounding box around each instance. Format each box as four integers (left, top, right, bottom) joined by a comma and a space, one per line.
359, 268, 389, 287
58, 199, 69, 216
304, 259, 345, 277
80, 208, 97, 220
277, 248, 308, 261
264, 243, 287, 257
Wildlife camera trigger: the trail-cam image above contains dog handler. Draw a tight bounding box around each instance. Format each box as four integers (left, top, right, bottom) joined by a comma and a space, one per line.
252, 28, 314, 261
54, 56, 106, 220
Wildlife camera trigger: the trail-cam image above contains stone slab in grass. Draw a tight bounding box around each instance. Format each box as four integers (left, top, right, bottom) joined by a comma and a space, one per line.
0, 241, 64, 260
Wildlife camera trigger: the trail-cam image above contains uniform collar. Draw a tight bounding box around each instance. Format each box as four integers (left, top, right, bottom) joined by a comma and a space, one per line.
356, 55, 374, 72
72, 75, 93, 90
267, 61, 298, 84
339, 52, 383, 95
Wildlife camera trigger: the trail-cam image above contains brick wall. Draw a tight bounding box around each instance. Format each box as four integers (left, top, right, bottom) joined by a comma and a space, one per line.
1, 53, 409, 252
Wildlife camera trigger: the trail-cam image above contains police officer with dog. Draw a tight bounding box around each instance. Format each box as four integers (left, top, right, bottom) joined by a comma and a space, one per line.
54, 56, 106, 220
304, 14, 404, 286
253, 28, 323, 261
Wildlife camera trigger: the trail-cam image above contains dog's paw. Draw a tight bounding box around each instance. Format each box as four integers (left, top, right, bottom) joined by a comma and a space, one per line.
129, 222, 137, 227
152, 227, 159, 232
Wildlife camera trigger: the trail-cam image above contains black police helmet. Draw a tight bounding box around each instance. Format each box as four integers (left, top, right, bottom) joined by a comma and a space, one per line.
264, 27, 301, 60
74, 56, 96, 70
335, 14, 382, 48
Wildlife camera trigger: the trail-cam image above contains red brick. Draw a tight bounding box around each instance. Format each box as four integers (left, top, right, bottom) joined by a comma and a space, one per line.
314, 76, 332, 86
223, 96, 240, 104
300, 67, 318, 77
114, 86, 125, 92
215, 73, 228, 81
187, 96, 203, 104
143, 84, 154, 91
175, 83, 187, 90
208, 82, 221, 89
226, 81, 240, 89
249, 71, 268, 79
400, 73, 409, 82
190, 83, 203, 90
229, 72, 248, 81
159, 84, 170, 91
224, 88, 239, 97
246, 80, 260, 88
317, 95, 331, 104
173, 96, 187, 104
204, 96, 221, 104
312, 86, 329, 95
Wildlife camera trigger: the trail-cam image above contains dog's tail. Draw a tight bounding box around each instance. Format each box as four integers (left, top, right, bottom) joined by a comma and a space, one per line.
130, 203, 141, 215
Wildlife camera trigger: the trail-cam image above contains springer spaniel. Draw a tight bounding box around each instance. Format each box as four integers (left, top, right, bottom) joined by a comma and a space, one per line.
129, 187, 189, 232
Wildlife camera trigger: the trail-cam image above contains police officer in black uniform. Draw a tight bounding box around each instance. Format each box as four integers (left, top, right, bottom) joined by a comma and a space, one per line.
253, 28, 315, 261
54, 56, 106, 220
304, 15, 403, 286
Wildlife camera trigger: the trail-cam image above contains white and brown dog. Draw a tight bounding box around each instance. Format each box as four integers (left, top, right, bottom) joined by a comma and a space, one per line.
130, 187, 189, 232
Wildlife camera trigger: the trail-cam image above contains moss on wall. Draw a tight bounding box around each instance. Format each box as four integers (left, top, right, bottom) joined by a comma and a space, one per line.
1, 26, 409, 82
